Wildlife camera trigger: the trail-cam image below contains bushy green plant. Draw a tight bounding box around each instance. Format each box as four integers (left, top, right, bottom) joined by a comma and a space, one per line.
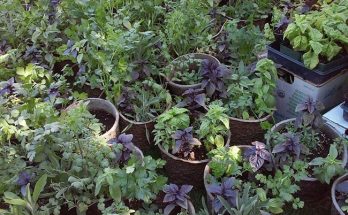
224, 59, 277, 119
284, 0, 348, 69
163, 0, 213, 56
197, 103, 230, 151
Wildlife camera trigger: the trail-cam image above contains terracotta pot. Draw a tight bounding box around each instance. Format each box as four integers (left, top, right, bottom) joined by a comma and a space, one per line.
203, 145, 250, 214
66, 98, 119, 141
159, 133, 231, 189
229, 113, 273, 146
272, 118, 347, 202
165, 53, 220, 96
331, 173, 348, 215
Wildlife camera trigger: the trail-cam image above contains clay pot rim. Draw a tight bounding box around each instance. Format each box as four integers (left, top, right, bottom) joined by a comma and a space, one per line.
228, 112, 273, 123
331, 173, 348, 215
203, 105, 274, 123
65, 98, 119, 140
158, 131, 231, 164
165, 53, 220, 89
271, 118, 348, 182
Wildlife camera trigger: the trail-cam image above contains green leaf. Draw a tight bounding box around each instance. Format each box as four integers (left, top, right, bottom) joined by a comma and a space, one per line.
33, 174, 47, 203
123, 20, 132, 30
309, 157, 324, 166
309, 41, 323, 55
292, 36, 308, 51
109, 184, 121, 202
329, 145, 338, 159
242, 111, 250, 120
77, 54, 83, 64
4, 198, 28, 207
303, 50, 319, 69
215, 135, 225, 148
219, 117, 229, 129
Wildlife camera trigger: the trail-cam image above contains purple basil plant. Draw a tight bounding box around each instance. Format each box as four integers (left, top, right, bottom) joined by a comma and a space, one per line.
131, 59, 151, 81
206, 177, 238, 213
177, 88, 205, 111
17, 171, 34, 196
171, 127, 201, 158
272, 132, 309, 159
295, 97, 324, 129
244, 141, 271, 172
0, 77, 15, 96
117, 87, 136, 114
163, 184, 193, 215
108, 133, 143, 163
200, 59, 230, 99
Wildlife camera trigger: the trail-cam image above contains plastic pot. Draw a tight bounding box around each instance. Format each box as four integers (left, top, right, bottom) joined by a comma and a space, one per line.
229, 113, 273, 146
165, 53, 220, 96
271, 118, 347, 202
331, 173, 348, 215
66, 98, 119, 141
159, 133, 231, 189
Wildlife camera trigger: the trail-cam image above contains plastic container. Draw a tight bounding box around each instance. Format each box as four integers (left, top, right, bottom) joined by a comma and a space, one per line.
267, 42, 348, 85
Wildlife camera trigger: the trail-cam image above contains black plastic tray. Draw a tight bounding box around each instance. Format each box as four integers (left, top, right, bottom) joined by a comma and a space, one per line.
267, 42, 348, 85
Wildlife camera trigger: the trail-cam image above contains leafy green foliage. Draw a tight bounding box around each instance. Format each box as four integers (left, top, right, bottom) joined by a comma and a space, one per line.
225, 59, 277, 119
208, 146, 243, 179
163, 0, 212, 56
284, 1, 348, 69
153, 107, 190, 152
309, 143, 345, 184
197, 103, 229, 151
3, 174, 48, 215
117, 79, 172, 122
223, 20, 268, 65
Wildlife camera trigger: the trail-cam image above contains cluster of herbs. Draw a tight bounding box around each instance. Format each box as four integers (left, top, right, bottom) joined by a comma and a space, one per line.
283, 0, 348, 69
215, 20, 268, 65
117, 79, 172, 122
205, 98, 346, 214
153, 103, 229, 160
221, 59, 278, 120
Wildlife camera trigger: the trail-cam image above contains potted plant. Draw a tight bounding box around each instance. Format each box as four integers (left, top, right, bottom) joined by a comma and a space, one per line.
116, 79, 172, 153
161, 184, 196, 215
153, 103, 230, 188
214, 20, 268, 66
332, 173, 348, 215
208, 59, 277, 145
281, 1, 348, 71
269, 97, 347, 203
203, 98, 347, 214
165, 53, 220, 96
65, 98, 119, 141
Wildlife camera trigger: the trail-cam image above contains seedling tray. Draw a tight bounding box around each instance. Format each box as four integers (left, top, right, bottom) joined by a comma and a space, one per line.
267, 42, 348, 85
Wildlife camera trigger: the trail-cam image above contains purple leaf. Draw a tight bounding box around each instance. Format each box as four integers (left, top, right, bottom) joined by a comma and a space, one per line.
164, 204, 176, 215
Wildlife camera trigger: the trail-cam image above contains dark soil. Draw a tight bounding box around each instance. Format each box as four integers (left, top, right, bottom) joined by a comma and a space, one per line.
173, 146, 208, 161
90, 110, 115, 133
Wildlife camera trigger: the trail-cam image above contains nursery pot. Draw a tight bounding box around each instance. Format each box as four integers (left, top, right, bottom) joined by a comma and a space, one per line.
165, 53, 220, 96
203, 145, 249, 215
271, 118, 348, 203
159, 133, 231, 189
66, 98, 119, 141
229, 113, 273, 146
331, 173, 348, 215
118, 99, 172, 153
